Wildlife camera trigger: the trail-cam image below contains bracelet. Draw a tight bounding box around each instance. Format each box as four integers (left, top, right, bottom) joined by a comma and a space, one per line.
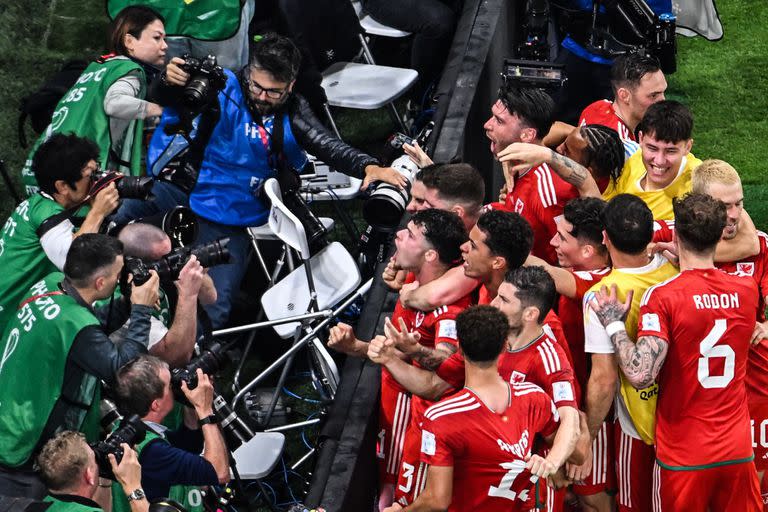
605, 321, 626, 337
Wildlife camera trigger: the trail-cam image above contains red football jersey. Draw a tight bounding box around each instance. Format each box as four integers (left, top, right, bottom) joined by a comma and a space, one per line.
557, 267, 611, 389
715, 230, 768, 401
502, 163, 580, 265
638, 268, 759, 468
420, 385, 559, 511
579, 100, 635, 142
437, 329, 579, 410
651, 219, 675, 243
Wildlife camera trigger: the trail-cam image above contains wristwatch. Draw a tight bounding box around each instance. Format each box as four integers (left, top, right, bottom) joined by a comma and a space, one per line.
126, 488, 146, 502
199, 414, 218, 426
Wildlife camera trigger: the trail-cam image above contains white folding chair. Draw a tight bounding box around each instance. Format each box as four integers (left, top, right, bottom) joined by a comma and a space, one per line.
351, 1, 411, 39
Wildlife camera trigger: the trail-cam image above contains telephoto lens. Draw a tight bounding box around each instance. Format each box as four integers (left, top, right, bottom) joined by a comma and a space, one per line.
362, 155, 419, 229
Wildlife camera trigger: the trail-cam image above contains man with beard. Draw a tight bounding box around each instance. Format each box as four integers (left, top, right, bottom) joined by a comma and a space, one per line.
118, 32, 406, 327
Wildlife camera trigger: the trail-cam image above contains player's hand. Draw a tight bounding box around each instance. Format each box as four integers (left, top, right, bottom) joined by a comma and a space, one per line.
362, 165, 407, 191
547, 466, 571, 489
384, 316, 421, 356
525, 453, 558, 479
498, 182, 508, 203
165, 57, 190, 86
402, 142, 433, 168
328, 322, 357, 353
130, 270, 160, 307
382, 257, 406, 291
181, 369, 215, 418
590, 284, 633, 327
367, 335, 395, 365
90, 182, 120, 216
648, 241, 679, 266
382, 504, 403, 512
751, 321, 768, 346
108, 444, 142, 491
565, 456, 592, 484
176, 255, 205, 297
398, 280, 420, 308
497, 142, 551, 175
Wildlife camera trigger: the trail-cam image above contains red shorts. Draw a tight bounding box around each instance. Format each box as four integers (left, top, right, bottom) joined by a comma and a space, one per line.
379, 377, 411, 485
614, 421, 657, 512
573, 421, 617, 496
393, 418, 427, 506
750, 400, 768, 472
659, 460, 761, 511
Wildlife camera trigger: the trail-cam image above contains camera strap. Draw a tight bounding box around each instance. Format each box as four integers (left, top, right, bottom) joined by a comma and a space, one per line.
36, 203, 86, 239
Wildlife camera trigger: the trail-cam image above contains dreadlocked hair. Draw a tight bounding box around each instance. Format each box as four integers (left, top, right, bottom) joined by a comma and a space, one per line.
582, 124, 625, 184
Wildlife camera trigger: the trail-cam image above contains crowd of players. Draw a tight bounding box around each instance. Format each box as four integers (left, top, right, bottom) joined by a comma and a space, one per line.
0, 6, 763, 511
328, 53, 768, 511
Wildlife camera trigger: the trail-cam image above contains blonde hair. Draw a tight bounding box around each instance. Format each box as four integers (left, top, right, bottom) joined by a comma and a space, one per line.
691, 159, 741, 194
37, 431, 91, 491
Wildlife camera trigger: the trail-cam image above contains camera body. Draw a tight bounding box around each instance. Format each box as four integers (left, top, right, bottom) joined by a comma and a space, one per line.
91, 414, 146, 479
91, 170, 154, 200
122, 237, 231, 290
170, 342, 227, 392
179, 54, 227, 109
389, 132, 416, 150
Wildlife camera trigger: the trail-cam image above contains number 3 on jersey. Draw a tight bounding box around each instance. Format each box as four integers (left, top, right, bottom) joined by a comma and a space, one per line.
487, 459, 531, 502
697, 319, 735, 389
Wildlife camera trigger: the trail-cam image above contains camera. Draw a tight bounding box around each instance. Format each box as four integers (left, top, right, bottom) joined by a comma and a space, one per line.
362, 154, 419, 229
165, 54, 227, 137
273, 164, 328, 251
91, 170, 154, 200
389, 132, 416, 150
179, 54, 227, 109
170, 341, 228, 393
92, 414, 146, 480
123, 237, 231, 289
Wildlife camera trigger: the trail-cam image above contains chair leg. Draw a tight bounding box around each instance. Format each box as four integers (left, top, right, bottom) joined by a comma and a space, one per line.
358, 33, 376, 64
323, 103, 342, 139
388, 101, 409, 134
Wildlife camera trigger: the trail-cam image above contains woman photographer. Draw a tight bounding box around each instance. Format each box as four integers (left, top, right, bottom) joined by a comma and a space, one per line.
22, 6, 179, 194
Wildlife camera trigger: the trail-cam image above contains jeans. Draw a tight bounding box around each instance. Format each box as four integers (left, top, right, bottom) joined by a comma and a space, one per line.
194, 218, 253, 329
362, 0, 459, 105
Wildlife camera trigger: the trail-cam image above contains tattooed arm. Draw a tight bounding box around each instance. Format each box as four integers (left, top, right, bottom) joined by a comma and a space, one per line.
609, 332, 669, 389
412, 342, 459, 371
589, 283, 669, 389
496, 143, 601, 198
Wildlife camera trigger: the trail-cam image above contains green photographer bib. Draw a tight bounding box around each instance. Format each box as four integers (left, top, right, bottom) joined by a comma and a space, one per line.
111, 430, 204, 512
43, 495, 102, 512
0, 272, 101, 467
22, 56, 146, 196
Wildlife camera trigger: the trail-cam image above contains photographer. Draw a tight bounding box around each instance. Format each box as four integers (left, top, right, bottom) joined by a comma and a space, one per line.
117, 32, 408, 327
114, 223, 217, 367
37, 431, 148, 512
112, 355, 229, 511
0, 133, 119, 331
0, 234, 159, 499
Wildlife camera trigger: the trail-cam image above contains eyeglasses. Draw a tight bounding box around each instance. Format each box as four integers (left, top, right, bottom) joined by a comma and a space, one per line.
247, 76, 288, 99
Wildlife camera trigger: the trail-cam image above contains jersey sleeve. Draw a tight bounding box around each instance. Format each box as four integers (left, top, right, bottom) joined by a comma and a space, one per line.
539, 342, 579, 409
420, 416, 460, 467
572, 271, 599, 301
434, 307, 462, 348
652, 220, 674, 243
524, 387, 560, 439
583, 291, 614, 354
436, 351, 465, 389
636, 287, 670, 341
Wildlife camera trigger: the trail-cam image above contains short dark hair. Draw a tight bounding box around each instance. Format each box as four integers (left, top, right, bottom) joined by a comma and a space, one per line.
476, 210, 533, 270
563, 197, 607, 253
64, 234, 123, 287
610, 53, 662, 93
638, 100, 693, 143
456, 305, 510, 366
673, 193, 727, 253
37, 431, 91, 491
115, 355, 168, 417
249, 32, 301, 83
602, 194, 654, 255
33, 133, 100, 196
497, 86, 554, 140
581, 125, 625, 183
109, 5, 164, 56
411, 209, 468, 266
503, 266, 556, 323
415, 163, 485, 213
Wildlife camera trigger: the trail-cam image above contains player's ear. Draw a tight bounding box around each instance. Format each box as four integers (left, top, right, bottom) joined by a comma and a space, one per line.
492, 255, 506, 271
616, 86, 630, 105
424, 248, 438, 263
520, 127, 538, 143
523, 305, 540, 323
